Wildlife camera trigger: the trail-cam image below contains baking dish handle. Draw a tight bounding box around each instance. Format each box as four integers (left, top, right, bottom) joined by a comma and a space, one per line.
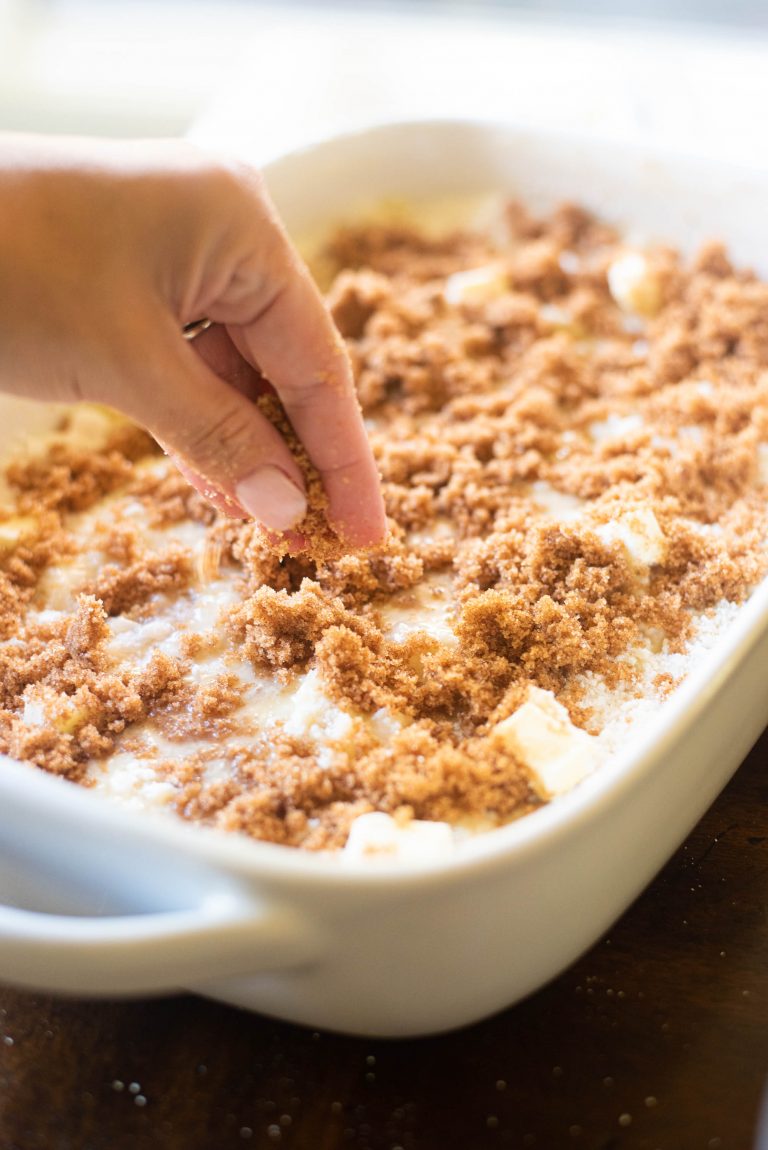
0, 888, 321, 995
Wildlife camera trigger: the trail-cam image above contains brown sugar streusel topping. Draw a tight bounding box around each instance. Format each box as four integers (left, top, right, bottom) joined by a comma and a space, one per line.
1, 200, 767, 851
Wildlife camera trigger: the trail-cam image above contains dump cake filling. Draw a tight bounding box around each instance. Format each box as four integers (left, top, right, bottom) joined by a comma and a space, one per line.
1, 200, 767, 857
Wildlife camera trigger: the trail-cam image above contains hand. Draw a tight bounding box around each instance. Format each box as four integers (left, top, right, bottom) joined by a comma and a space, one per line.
0, 134, 386, 547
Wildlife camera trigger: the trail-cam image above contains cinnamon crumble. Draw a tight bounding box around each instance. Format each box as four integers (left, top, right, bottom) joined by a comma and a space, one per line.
1, 200, 767, 858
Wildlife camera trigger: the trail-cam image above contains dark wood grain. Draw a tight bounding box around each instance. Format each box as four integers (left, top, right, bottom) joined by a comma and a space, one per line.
2, 727, 768, 1150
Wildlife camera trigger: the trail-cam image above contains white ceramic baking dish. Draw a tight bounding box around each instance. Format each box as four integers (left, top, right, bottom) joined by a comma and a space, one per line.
1, 120, 768, 1038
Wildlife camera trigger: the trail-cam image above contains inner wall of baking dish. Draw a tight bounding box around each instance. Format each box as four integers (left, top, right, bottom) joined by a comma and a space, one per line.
266, 119, 768, 274
2, 119, 768, 882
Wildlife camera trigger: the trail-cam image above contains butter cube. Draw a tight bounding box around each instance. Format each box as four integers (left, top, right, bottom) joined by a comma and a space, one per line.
492, 687, 598, 799
22, 688, 90, 734
607, 252, 661, 317
343, 812, 454, 861
0, 515, 39, 552
594, 507, 666, 569
283, 669, 354, 743
444, 263, 508, 306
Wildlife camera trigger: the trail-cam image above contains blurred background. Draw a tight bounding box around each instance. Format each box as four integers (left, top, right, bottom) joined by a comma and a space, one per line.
0, 0, 767, 161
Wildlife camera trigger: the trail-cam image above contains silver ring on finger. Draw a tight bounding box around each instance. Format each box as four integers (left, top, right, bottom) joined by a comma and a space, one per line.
182, 317, 214, 341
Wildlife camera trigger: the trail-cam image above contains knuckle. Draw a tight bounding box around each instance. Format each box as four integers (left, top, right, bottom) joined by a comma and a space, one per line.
319, 455, 364, 479
178, 403, 252, 466
205, 157, 265, 211
276, 374, 319, 405
278, 350, 355, 409
229, 157, 266, 195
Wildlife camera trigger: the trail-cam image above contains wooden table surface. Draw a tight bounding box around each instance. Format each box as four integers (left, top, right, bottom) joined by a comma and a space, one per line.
2, 727, 768, 1150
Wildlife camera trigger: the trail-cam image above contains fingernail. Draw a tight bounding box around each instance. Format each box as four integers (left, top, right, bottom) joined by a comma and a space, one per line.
235, 466, 307, 531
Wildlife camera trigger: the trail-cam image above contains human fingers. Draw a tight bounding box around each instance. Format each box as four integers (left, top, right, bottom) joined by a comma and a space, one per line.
226, 269, 386, 549
122, 321, 308, 532
193, 171, 385, 549
190, 322, 270, 404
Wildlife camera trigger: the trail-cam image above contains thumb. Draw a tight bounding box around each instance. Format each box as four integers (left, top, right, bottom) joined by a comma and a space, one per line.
126, 334, 308, 532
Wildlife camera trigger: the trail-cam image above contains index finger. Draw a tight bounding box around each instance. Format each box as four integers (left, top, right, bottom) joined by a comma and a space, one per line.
228, 260, 387, 549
